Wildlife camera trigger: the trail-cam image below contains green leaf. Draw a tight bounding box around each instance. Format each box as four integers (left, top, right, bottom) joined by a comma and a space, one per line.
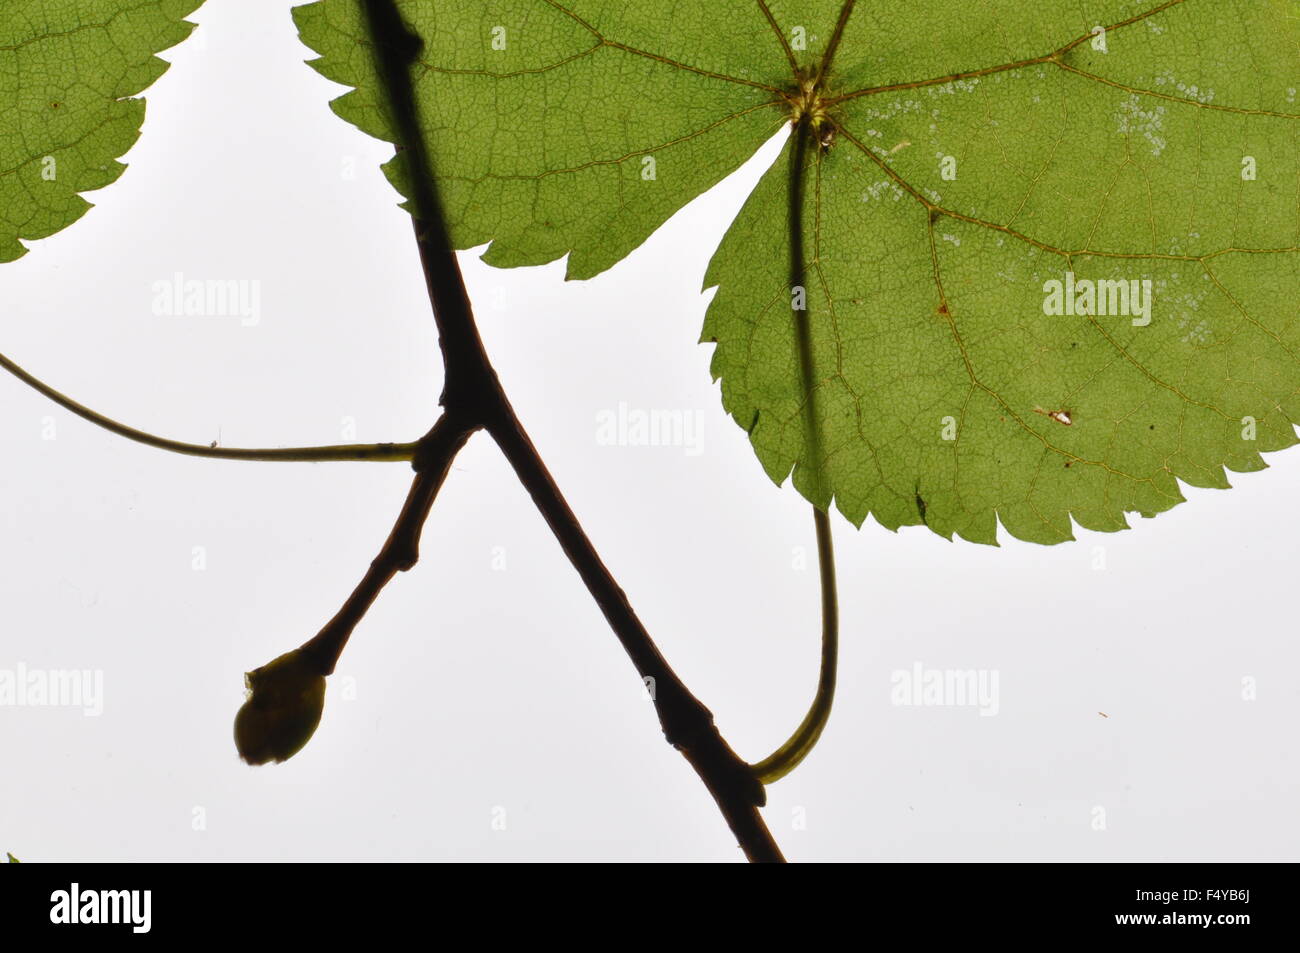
294, 0, 789, 279
0, 0, 202, 262
6, 852, 18, 862
295, 0, 1300, 544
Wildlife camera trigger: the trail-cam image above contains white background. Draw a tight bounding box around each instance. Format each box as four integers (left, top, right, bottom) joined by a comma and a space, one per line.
1, 0, 1296, 862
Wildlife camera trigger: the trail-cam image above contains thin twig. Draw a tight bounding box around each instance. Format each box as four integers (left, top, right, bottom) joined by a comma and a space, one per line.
484, 390, 779, 859
300, 413, 476, 675
361, 0, 784, 862
0, 350, 416, 463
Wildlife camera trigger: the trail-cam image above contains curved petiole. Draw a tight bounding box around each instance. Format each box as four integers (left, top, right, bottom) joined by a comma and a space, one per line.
748, 65, 846, 784
750, 504, 838, 784
0, 350, 417, 463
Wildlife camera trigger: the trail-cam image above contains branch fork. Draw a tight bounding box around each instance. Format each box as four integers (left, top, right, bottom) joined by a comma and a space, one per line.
0, 0, 864, 863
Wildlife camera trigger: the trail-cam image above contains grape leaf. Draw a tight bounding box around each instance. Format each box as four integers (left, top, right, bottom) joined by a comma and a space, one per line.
294, 0, 1300, 544
0, 0, 201, 262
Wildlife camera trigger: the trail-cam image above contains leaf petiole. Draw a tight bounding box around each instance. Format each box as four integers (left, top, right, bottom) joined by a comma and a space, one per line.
751, 504, 838, 784
0, 350, 418, 463
747, 103, 843, 785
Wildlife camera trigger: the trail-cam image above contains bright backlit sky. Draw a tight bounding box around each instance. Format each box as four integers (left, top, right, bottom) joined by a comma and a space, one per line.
1, 0, 1296, 862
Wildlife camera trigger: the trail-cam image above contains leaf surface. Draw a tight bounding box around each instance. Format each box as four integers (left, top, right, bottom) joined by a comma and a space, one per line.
0, 0, 200, 262
296, 0, 1300, 543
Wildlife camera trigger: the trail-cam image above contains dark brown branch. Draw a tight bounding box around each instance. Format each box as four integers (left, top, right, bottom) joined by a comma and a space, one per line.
300, 412, 475, 676
360, 0, 784, 862
484, 393, 778, 861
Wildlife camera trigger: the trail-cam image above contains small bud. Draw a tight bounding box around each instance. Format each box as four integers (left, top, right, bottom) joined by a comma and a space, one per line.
234, 648, 327, 765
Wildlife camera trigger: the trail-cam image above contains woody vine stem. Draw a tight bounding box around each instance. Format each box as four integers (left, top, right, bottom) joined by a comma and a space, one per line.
0, 0, 854, 862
